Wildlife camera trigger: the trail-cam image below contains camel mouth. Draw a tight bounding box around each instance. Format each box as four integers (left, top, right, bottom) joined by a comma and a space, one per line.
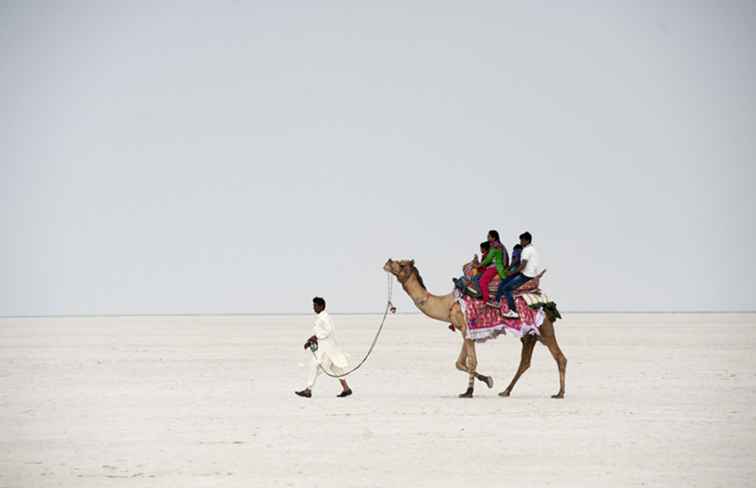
383, 260, 393, 272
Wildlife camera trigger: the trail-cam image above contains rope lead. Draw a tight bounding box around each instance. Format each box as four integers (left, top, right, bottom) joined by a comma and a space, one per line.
310, 273, 394, 378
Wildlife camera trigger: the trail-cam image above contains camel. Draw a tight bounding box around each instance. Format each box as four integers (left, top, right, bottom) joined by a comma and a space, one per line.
383, 259, 567, 398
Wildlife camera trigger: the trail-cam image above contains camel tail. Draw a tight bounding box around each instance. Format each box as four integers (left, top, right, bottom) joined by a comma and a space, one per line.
533, 302, 562, 323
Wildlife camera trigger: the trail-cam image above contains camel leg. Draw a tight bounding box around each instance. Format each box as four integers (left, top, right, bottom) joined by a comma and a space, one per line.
454, 340, 468, 373
539, 318, 567, 398
459, 339, 494, 397
453, 339, 474, 398
499, 335, 537, 397
451, 306, 493, 398
466, 339, 494, 388
452, 306, 474, 398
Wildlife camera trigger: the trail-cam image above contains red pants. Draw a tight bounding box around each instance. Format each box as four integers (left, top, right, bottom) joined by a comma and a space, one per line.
478, 267, 499, 303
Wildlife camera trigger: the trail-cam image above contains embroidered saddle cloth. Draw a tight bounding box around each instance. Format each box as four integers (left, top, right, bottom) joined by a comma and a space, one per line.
456, 291, 550, 343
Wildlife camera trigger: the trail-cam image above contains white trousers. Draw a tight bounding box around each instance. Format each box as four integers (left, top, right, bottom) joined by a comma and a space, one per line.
306, 356, 324, 389
308, 355, 346, 389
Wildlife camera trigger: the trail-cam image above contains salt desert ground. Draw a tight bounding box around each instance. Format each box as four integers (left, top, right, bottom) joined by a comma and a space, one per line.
1, 313, 754, 487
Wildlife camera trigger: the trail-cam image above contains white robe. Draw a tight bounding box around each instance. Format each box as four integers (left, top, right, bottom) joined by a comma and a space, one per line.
306, 311, 349, 387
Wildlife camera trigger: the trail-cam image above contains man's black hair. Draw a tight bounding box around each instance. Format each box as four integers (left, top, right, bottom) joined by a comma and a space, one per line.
519, 231, 532, 243
313, 297, 326, 308
513, 244, 523, 250
488, 229, 500, 242
480, 241, 491, 252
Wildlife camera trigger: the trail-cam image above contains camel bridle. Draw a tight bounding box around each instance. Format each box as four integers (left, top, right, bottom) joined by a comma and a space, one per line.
390, 261, 430, 307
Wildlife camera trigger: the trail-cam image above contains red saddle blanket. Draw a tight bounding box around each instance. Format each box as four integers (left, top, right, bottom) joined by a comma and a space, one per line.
457, 293, 544, 342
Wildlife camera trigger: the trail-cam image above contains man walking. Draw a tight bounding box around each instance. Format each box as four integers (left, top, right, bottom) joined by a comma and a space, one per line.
490, 231, 542, 319
295, 297, 353, 398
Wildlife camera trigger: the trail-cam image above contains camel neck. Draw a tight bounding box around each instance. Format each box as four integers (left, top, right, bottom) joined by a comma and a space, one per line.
399, 271, 456, 322
402, 273, 431, 307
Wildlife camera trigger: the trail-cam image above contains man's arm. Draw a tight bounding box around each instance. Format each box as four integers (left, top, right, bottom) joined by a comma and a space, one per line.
313, 317, 333, 340
510, 259, 527, 275
305, 317, 331, 349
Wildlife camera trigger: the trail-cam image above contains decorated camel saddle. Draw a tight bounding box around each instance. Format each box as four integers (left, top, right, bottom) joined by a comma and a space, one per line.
461, 261, 547, 298
456, 262, 557, 343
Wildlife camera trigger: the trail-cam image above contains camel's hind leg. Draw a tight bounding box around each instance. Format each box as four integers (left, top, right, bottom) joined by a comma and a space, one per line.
499, 335, 537, 397
539, 318, 567, 398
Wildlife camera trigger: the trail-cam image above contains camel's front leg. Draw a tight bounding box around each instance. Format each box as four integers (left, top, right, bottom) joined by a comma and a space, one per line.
457, 339, 494, 398
451, 308, 493, 398
466, 340, 495, 390
462, 340, 477, 397
454, 340, 474, 398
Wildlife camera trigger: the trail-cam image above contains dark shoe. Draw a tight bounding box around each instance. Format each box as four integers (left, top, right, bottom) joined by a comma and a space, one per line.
337, 388, 353, 398
485, 300, 500, 308
465, 286, 482, 298
295, 389, 312, 398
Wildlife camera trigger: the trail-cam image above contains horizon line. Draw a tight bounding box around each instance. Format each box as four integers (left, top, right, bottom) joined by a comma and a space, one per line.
1, 310, 755, 319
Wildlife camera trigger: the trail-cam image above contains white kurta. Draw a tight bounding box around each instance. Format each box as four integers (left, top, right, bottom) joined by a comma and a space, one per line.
306, 311, 350, 388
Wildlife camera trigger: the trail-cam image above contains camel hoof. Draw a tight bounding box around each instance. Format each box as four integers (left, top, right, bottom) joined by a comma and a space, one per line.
551, 393, 565, 399
498, 390, 511, 397
477, 375, 494, 389
458, 388, 474, 398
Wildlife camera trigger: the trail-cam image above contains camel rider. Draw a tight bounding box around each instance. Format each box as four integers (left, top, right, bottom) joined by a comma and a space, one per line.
475, 230, 509, 304
490, 231, 541, 318
295, 297, 353, 398
509, 244, 523, 273
453, 240, 490, 296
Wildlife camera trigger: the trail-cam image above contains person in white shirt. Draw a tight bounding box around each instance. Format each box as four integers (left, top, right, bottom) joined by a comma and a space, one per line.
490, 231, 542, 318
295, 297, 353, 398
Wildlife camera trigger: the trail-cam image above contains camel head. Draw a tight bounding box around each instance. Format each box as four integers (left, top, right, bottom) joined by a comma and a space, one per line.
383, 259, 416, 283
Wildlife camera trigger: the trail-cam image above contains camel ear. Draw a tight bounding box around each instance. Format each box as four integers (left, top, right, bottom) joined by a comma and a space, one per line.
409, 259, 415, 266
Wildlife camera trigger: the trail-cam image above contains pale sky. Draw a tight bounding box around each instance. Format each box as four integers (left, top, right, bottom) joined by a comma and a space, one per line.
2, 1, 755, 315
